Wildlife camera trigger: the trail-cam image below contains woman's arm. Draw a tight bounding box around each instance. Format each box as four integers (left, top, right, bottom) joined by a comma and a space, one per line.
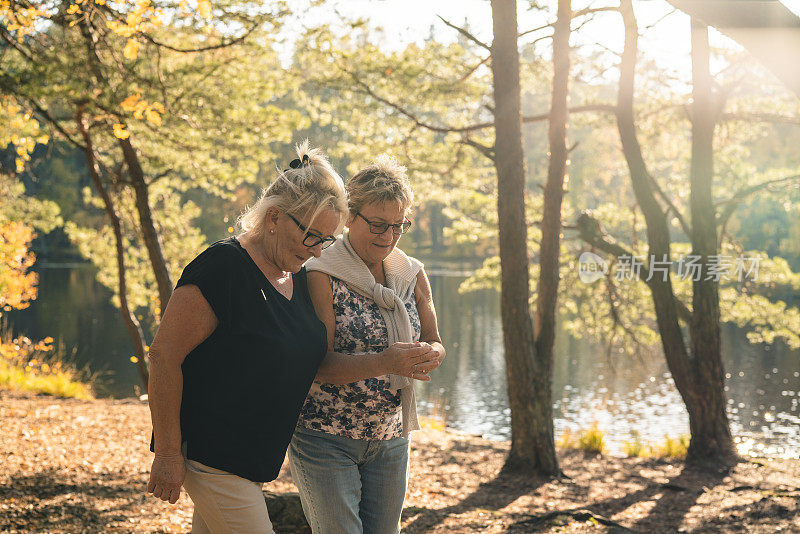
146, 285, 217, 504
307, 271, 439, 385
415, 268, 446, 364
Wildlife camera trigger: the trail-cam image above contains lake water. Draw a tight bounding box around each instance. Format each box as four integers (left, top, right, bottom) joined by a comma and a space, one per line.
8, 263, 800, 459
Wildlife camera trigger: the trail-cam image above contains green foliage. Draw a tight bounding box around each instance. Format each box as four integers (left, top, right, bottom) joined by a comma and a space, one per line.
65, 184, 205, 322
1, 0, 309, 329
0, 174, 61, 233
292, 22, 499, 256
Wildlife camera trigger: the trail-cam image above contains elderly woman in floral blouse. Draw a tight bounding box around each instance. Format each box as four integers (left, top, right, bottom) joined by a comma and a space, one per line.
289, 156, 446, 534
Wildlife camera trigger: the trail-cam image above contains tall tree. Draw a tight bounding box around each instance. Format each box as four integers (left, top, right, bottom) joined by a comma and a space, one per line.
2, 0, 298, 387
490, 0, 562, 476
685, 17, 734, 462
578, 0, 735, 465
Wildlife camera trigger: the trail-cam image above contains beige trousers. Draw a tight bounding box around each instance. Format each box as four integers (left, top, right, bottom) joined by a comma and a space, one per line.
182, 459, 275, 534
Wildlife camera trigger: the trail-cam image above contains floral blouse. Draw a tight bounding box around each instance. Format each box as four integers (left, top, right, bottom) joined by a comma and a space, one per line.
297, 277, 421, 440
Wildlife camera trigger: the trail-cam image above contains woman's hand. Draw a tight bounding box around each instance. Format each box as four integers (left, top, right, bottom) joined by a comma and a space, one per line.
147, 452, 186, 504
383, 342, 441, 381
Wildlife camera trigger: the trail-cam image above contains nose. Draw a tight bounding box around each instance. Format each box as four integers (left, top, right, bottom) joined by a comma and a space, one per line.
308, 243, 323, 258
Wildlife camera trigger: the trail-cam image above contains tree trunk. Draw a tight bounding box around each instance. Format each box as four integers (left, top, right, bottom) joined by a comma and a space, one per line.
686, 19, 735, 464
613, 1, 736, 466
77, 106, 149, 389
616, 0, 694, 397
490, 0, 559, 476
531, 0, 572, 474
118, 137, 173, 310
78, 16, 173, 311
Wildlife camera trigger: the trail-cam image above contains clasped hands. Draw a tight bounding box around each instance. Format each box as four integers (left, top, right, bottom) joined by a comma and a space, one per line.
384, 341, 441, 381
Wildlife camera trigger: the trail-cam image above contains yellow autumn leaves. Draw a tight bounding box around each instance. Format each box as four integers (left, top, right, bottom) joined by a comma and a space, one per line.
112, 94, 166, 138
0, 98, 49, 172
0, 221, 38, 313
0, 0, 48, 41
4, 1, 214, 145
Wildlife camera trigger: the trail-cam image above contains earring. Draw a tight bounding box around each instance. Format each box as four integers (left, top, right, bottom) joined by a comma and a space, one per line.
269, 229, 274, 234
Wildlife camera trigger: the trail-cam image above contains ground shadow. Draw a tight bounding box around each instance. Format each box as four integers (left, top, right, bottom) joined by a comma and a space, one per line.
625, 462, 730, 532
2, 469, 151, 533
403, 467, 551, 532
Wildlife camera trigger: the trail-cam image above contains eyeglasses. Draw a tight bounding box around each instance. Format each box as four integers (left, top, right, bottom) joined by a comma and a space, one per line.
354, 211, 412, 235
286, 214, 337, 249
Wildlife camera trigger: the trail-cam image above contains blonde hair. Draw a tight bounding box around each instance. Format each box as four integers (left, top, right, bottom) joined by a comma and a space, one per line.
237, 140, 348, 238
347, 155, 414, 214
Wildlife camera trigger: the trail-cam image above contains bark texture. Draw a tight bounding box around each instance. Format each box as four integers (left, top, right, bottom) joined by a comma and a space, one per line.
77, 106, 149, 389
490, 0, 559, 475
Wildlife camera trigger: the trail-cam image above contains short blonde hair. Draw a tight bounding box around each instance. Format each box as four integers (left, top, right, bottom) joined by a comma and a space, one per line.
237, 140, 348, 238
347, 155, 414, 214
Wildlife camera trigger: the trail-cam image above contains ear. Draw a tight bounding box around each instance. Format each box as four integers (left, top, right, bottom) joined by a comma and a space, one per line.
264, 206, 281, 232
344, 211, 356, 228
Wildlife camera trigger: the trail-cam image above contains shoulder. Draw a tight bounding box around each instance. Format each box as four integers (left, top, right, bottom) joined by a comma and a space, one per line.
415, 267, 432, 300
179, 238, 243, 282
192, 238, 243, 265
306, 270, 333, 296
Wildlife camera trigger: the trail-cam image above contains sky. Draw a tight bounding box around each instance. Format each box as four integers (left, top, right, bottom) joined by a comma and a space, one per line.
290, 0, 800, 84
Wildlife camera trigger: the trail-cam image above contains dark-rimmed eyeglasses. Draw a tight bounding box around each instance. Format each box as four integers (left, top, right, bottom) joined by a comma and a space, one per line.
287, 213, 337, 249
354, 212, 412, 235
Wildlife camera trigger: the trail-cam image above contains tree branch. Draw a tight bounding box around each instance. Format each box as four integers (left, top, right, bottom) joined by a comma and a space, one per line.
521, 103, 617, 125
461, 137, 495, 161
137, 20, 262, 53
519, 21, 554, 38
575, 211, 693, 323
572, 6, 619, 18
716, 173, 800, 230
345, 69, 488, 133
457, 55, 491, 83
648, 174, 692, 237
437, 15, 491, 51
0, 26, 36, 63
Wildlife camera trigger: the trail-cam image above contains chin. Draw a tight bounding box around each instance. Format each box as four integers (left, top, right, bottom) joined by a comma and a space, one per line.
285, 255, 308, 273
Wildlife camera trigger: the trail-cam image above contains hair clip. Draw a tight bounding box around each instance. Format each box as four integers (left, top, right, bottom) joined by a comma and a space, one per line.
288, 154, 310, 170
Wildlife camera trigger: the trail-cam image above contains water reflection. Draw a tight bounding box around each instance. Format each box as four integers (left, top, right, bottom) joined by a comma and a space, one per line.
8, 264, 145, 397
8, 265, 800, 458
414, 273, 800, 459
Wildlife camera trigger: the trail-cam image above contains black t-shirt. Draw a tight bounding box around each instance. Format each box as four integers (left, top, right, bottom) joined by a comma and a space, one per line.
152, 237, 327, 483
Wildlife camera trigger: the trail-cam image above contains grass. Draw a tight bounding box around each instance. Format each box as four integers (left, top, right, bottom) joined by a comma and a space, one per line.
623, 431, 650, 457
558, 424, 607, 454
0, 329, 94, 399
560, 426, 691, 459
623, 431, 691, 458
655, 434, 690, 458
577, 424, 606, 454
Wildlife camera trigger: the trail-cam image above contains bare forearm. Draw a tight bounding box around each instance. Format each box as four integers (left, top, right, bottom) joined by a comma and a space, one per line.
314, 351, 388, 385
148, 350, 184, 455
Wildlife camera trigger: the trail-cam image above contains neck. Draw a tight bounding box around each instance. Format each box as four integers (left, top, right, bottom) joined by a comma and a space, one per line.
241, 233, 287, 280
343, 232, 385, 280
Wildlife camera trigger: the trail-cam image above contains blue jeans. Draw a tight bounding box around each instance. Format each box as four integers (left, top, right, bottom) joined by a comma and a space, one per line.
288, 426, 410, 534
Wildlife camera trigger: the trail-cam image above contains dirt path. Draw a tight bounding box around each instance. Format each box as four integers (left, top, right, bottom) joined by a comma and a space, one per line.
2, 390, 798, 533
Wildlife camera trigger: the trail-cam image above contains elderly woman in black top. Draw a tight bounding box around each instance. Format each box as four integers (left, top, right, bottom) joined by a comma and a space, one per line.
146, 142, 439, 534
